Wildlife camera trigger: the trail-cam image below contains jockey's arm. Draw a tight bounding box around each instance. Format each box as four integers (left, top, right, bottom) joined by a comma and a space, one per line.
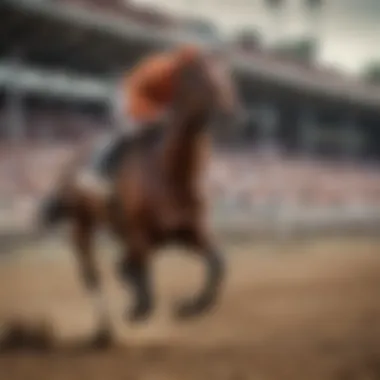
123, 57, 174, 123
127, 56, 169, 97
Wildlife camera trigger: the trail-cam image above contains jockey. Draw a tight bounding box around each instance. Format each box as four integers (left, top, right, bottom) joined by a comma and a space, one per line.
94, 44, 207, 177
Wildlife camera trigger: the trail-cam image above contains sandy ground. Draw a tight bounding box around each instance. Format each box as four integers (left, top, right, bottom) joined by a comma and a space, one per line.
0, 236, 380, 380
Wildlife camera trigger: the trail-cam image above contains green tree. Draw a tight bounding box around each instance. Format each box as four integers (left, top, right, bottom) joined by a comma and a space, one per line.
183, 18, 220, 42
234, 28, 262, 51
362, 62, 380, 84
265, 0, 285, 46
303, 0, 323, 56
265, 0, 283, 9
274, 38, 317, 63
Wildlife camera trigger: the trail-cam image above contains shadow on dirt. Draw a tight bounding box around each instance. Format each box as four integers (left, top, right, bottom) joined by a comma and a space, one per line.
0, 320, 116, 353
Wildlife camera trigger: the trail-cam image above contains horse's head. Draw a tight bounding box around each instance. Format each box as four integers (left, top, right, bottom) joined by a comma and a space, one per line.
175, 45, 244, 131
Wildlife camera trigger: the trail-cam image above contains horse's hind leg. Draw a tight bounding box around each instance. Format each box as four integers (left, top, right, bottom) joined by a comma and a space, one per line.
73, 219, 112, 346
117, 244, 154, 323
174, 231, 226, 319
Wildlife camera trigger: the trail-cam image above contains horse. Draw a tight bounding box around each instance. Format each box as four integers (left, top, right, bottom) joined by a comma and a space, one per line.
40, 51, 241, 344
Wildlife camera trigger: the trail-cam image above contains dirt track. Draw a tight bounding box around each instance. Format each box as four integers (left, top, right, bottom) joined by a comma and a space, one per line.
1, 236, 380, 380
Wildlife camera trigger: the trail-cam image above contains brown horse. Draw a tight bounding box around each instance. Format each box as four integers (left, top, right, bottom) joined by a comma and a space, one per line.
40, 51, 241, 343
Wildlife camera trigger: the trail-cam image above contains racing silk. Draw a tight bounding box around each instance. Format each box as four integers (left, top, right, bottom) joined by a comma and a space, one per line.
122, 45, 202, 123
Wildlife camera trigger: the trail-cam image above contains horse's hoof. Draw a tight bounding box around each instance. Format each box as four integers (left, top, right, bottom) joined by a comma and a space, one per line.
90, 328, 113, 349
126, 303, 153, 323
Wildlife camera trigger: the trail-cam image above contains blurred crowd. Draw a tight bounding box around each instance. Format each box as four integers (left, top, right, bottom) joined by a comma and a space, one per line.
209, 153, 380, 210
1, 139, 380, 232
1, 136, 380, 217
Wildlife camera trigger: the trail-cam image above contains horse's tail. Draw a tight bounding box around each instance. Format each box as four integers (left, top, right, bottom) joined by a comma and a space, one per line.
39, 193, 70, 228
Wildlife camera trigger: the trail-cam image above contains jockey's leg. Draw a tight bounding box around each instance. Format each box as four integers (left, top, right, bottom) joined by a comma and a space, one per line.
92, 118, 138, 178
91, 133, 126, 177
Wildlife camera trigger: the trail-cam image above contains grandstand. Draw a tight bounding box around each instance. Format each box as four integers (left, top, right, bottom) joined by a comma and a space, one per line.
0, 0, 380, 235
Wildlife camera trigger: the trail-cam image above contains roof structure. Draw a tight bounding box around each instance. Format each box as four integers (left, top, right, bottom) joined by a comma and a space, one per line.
2, 0, 380, 111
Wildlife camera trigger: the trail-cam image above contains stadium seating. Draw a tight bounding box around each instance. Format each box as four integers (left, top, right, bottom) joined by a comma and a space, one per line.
2, 137, 379, 214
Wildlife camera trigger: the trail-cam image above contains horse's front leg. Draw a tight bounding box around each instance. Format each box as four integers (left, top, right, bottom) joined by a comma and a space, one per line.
174, 229, 226, 319
117, 238, 154, 322
73, 219, 112, 346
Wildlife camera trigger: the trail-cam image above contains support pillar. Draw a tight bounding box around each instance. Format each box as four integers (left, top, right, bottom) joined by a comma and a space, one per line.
298, 106, 318, 157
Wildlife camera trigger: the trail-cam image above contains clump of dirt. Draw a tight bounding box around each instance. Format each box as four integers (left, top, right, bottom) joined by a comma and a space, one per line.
0, 319, 54, 352
0, 319, 115, 352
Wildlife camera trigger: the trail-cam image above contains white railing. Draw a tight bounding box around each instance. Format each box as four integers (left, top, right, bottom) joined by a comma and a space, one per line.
0, 62, 112, 100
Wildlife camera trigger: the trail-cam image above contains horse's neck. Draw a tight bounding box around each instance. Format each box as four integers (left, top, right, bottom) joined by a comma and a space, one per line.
160, 111, 210, 187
